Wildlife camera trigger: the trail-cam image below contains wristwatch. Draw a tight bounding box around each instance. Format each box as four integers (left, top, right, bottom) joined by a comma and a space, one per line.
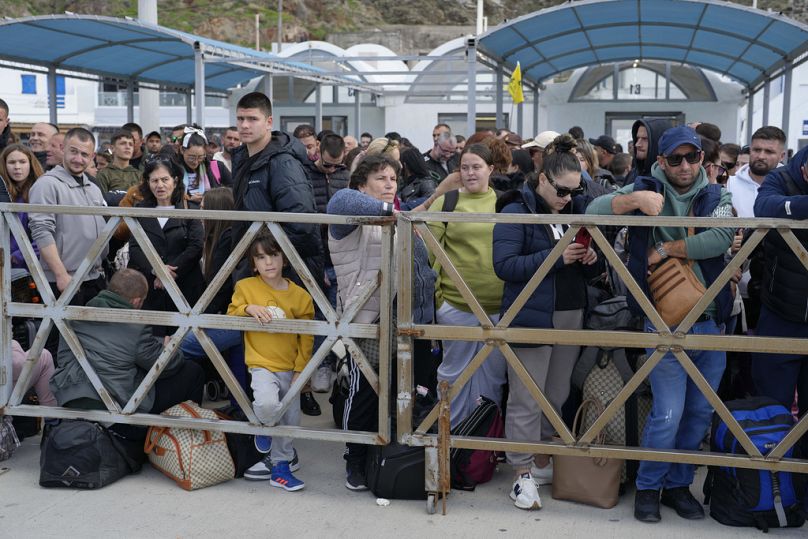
654, 241, 668, 260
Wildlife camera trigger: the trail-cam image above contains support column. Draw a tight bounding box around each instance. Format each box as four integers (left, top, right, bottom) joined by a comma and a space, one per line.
194, 42, 206, 128
185, 88, 193, 124
746, 87, 754, 144
762, 78, 770, 127
315, 84, 323, 133
0, 214, 12, 407
126, 80, 135, 123
532, 87, 539, 137
495, 65, 504, 129
466, 38, 477, 137
665, 62, 671, 100
354, 90, 361, 138
782, 63, 793, 148
47, 66, 58, 125
517, 102, 523, 137
262, 74, 273, 102
138, 0, 160, 134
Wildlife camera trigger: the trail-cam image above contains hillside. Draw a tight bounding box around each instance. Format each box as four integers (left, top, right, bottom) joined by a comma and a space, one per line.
0, 0, 800, 51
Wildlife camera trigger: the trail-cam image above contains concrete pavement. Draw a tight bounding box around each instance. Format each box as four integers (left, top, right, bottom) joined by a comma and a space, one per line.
0, 393, 802, 538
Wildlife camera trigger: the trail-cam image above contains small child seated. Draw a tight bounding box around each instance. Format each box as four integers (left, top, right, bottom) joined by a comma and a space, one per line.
227, 233, 314, 492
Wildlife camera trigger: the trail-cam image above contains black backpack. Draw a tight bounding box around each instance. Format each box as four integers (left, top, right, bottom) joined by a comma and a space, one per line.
704, 397, 806, 532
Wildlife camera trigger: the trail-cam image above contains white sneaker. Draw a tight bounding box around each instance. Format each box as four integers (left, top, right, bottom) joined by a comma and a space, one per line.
530, 461, 553, 485
510, 473, 542, 510
311, 364, 334, 393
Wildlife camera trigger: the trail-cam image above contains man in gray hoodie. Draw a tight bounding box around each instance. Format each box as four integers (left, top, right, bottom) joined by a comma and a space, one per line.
28, 127, 109, 356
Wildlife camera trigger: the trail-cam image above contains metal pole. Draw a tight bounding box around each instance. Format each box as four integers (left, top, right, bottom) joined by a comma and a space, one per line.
665, 62, 671, 100
746, 87, 754, 144
762, 78, 770, 126
476, 0, 484, 35
255, 13, 260, 51
533, 87, 539, 137
126, 80, 135, 123
185, 88, 193, 124
354, 90, 361, 138
194, 43, 205, 128
262, 74, 273, 103
517, 102, 523, 137
314, 84, 323, 133
613, 64, 619, 101
47, 66, 58, 125
782, 62, 793, 149
276, 0, 283, 53
466, 38, 477, 137
0, 212, 12, 407
495, 65, 504, 129
138, 0, 160, 135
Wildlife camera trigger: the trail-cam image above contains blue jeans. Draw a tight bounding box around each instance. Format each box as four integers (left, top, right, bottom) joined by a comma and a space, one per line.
636, 318, 726, 491
180, 329, 247, 394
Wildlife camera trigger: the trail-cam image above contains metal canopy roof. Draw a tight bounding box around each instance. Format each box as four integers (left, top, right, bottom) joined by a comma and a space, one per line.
477, 0, 808, 90
0, 14, 363, 93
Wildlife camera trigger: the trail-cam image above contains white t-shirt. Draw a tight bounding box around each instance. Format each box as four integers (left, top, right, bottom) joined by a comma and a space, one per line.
157, 204, 174, 228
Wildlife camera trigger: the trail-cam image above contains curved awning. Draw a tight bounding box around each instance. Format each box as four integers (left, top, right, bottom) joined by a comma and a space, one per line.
477, 0, 808, 90
0, 14, 364, 93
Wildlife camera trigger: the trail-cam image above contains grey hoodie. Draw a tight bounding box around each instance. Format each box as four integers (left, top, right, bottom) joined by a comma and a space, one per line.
28, 165, 108, 282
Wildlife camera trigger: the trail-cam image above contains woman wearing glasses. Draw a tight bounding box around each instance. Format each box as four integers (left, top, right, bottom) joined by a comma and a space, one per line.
427, 143, 507, 428
179, 128, 231, 204
492, 134, 597, 510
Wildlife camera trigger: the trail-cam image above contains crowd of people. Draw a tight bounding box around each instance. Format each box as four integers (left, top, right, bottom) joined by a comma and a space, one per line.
0, 92, 806, 520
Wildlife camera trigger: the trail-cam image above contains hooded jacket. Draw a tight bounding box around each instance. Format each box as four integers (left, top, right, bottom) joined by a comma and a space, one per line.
626, 118, 675, 185
49, 289, 184, 412
28, 165, 108, 282
726, 164, 759, 218
231, 132, 323, 286
753, 145, 808, 323
0, 124, 10, 152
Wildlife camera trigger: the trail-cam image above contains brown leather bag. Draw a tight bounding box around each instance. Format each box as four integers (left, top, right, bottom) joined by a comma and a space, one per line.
647, 257, 706, 327
552, 399, 623, 509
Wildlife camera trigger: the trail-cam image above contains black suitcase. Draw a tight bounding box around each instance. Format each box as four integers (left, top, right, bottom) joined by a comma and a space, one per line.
365, 442, 426, 499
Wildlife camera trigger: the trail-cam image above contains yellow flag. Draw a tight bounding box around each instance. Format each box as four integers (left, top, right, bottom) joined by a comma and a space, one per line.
507, 62, 524, 104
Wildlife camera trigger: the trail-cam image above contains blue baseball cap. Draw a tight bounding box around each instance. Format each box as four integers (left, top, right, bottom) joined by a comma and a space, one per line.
658, 126, 702, 156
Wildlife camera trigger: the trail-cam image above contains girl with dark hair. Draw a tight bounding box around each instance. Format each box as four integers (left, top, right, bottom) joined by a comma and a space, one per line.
700, 137, 727, 185
328, 154, 436, 491
127, 157, 204, 334
179, 127, 231, 204
398, 147, 437, 202
492, 134, 598, 510
0, 143, 44, 267
427, 143, 507, 428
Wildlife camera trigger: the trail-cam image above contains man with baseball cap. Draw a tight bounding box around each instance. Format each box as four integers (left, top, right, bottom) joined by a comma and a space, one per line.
588, 125, 734, 524
522, 130, 560, 173
589, 134, 618, 169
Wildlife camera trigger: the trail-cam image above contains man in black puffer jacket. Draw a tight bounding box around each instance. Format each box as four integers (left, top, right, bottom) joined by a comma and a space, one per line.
231, 92, 324, 289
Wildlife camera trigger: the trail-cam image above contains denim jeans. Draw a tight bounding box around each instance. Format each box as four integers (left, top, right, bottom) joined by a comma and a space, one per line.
180, 328, 247, 393
636, 318, 726, 491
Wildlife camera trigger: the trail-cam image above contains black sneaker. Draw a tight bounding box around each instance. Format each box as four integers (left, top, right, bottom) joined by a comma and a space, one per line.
660, 487, 705, 520
345, 465, 369, 491
634, 489, 661, 523
300, 391, 322, 416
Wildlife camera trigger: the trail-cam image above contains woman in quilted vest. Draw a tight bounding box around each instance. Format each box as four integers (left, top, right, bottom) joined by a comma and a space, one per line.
327, 154, 436, 492
492, 134, 598, 510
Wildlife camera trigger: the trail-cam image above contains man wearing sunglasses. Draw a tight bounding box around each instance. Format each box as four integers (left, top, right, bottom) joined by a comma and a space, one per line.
588, 125, 735, 524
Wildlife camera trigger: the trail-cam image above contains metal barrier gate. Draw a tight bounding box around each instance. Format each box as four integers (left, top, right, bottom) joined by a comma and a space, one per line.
0, 203, 395, 446
2, 202, 808, 516
395, 211, 808, 514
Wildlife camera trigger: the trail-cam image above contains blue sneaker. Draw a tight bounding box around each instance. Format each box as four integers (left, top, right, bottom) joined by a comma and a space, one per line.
270, 461, 305, 491
254, 435, 272, 454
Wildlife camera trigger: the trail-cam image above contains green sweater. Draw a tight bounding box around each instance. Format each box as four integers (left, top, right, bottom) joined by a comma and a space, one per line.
586, 163, 734, 317
96, 163, 141, 194
427, 188, 503, 314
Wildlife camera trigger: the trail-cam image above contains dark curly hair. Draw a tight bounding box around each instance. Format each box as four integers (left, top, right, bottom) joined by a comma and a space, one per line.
350, 154, 399, 190
140, 148, 186, 206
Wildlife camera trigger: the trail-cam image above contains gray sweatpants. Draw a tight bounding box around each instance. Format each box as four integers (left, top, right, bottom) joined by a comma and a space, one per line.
250, 368, 299, 465
505, 309, 584, 468
436, 301, 508, 428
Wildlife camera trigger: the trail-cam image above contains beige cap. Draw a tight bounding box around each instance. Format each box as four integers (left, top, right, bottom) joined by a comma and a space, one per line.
522, 130, 560, 150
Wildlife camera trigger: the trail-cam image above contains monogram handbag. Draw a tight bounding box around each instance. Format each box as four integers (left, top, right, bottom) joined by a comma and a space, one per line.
647, 257, 706, 327
552, 399, 623, 509
145, 401, 235, 490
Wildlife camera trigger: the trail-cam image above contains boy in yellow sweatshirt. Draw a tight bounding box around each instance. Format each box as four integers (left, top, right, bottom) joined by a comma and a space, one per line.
228, 233, 314, 491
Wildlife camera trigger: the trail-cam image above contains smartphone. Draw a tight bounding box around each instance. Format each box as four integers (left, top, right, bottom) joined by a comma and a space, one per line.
573, 227, 592, 250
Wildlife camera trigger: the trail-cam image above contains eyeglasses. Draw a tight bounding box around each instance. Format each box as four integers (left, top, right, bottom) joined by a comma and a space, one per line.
722, 161, 736, 171
321, 160, 346, 171
664, 151, 702, 167
546, 175, 584, 198
184, 154, 206, 163
708, 162, 728, 176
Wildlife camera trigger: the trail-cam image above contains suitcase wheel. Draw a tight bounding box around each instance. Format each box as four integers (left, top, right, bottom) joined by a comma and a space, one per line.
426, 492, 437, 515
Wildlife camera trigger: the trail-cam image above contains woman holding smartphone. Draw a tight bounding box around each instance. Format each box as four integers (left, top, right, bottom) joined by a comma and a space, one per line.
492, 134, 598, 511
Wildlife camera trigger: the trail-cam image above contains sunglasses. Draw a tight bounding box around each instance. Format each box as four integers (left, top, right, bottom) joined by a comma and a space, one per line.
708, 162, 728, 176
546, 175, 584, 198
722, 161, 736, 171
664, 151, 702, 167
321, 160, 346, 171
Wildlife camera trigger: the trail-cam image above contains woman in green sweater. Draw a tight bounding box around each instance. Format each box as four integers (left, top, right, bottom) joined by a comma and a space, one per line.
427, 143, 506, 427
